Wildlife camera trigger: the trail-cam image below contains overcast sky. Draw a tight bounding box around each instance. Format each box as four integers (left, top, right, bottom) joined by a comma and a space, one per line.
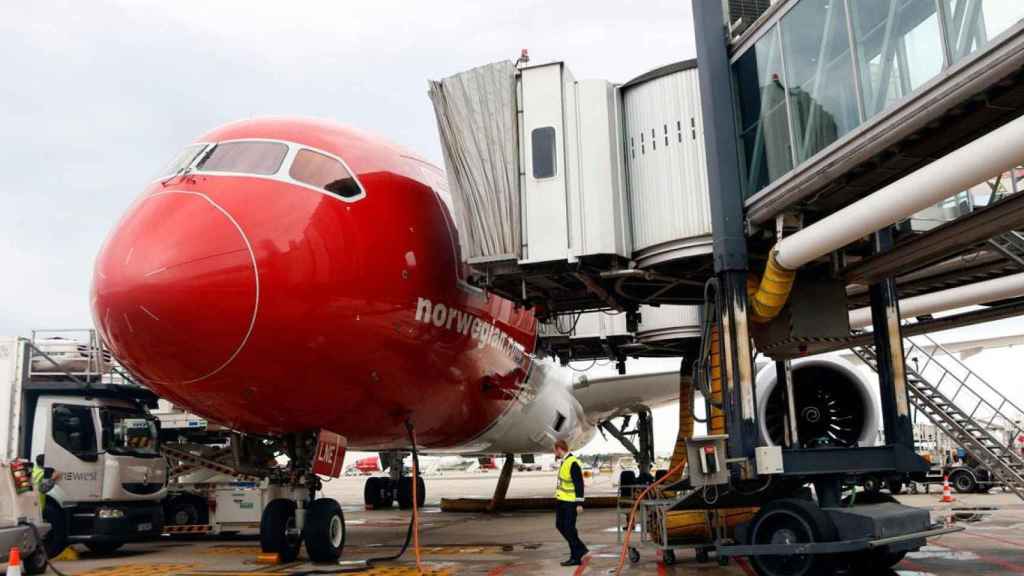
0, 0, 696, 336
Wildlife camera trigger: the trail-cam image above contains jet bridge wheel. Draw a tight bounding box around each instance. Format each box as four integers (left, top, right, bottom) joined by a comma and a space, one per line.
260, 499, 301, 563
304, 498, 345, 563
747, 498, 837, 576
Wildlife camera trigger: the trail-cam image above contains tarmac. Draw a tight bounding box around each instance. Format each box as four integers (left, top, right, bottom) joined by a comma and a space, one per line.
27, 471, 1024, 575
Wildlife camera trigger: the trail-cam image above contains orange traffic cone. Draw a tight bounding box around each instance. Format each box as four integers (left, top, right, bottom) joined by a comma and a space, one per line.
6, 547, 22, 576
940, 475, 955, 503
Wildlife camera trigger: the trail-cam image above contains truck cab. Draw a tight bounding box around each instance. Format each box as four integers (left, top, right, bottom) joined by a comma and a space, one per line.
30, 393, 166, 554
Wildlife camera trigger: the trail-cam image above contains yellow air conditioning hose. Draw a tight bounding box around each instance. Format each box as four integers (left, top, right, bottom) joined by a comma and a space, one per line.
747, 252, 796, 324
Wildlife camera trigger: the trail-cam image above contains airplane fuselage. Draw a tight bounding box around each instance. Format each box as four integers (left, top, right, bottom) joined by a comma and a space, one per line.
92, 118, 592, 453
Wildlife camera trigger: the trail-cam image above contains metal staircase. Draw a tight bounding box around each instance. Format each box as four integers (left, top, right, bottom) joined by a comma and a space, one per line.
853, 334, 1024, 500
989, 230, 1024, 268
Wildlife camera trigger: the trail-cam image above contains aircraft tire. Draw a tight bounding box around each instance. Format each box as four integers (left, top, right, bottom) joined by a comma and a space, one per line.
396, 476, 425, 509
304, 498, 345, 563
260, 499, 300, 563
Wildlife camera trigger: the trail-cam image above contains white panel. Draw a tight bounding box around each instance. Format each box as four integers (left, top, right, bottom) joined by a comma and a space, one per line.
624, 67, 713, 267
520, 64, 570, 264
636, 305, 701, 343
0, 337, 23, 461
569, 311, 630, 340
571, 80, 631, 259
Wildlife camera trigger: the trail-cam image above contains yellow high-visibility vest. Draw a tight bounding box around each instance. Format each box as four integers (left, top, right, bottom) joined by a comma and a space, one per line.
555, 454, 581, 502
32, 465, 46, 511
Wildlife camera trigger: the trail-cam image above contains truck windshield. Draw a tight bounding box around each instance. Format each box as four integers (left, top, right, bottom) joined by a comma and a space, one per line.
100, 408, 160, 457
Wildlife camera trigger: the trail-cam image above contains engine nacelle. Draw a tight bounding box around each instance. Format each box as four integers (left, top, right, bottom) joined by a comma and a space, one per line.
755, 358, 880, 449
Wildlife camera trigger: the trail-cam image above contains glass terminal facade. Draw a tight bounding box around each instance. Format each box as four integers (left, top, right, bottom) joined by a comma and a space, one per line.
734, 0, 1024, 198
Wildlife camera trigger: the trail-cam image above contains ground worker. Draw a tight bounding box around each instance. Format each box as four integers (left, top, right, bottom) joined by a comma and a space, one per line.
31, 455, 60, 511
553, 439, 588, 567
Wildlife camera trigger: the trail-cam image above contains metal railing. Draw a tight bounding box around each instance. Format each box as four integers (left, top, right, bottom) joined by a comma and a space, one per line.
854, 335, 1024, 500
27, 328, 138, 386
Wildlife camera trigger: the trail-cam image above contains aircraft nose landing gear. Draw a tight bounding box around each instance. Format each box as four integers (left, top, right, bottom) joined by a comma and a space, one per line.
259, 432, 348, 564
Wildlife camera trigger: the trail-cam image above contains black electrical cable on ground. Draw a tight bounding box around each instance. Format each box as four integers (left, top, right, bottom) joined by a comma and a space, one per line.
289, 420, 422, 575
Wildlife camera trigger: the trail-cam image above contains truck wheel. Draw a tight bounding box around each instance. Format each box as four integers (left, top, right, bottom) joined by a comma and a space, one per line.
304, 498, 345, 563
862, 475, 881, 495
42, 500, 67, 558
25, 546, 48, 575
85, 542, 123, 555
165, 495, 209, 526
260, 499, 300, 563
886, 477, 905, 495
396, 476, 425, 510
951, 471, 976, 494
748, 498, 837, 576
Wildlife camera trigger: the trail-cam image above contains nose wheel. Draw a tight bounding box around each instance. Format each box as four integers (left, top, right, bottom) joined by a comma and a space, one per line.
305, 498, 346, 562
260, 499, 302, 563
261, 497, 347, 564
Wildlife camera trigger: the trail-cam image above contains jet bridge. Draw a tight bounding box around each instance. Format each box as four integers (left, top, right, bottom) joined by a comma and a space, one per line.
430, 1, 1024, 572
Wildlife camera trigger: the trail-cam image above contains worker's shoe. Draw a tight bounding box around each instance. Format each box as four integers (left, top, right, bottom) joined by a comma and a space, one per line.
560, 558, 582, 566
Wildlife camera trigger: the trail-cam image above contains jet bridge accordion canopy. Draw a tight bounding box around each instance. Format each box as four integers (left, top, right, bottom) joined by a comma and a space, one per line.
429, 61, 521, 263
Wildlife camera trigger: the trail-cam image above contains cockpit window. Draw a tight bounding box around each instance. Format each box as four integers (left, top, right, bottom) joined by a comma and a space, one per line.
196, 141, 288, 175
160, 144, 206, 177
289, 148, 362, 198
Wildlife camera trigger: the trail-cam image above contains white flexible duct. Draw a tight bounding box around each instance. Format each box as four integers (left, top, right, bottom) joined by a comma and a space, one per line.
774, 114, 1024, 270
848, 272, 1024, 329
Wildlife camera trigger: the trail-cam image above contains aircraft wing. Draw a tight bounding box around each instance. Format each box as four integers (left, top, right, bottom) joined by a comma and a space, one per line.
570, 369, 686, 423
839, 333, 1024, 364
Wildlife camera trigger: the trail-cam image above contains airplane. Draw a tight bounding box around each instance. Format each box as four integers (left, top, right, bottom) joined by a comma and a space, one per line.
349, 456, 381, 476
89, 116, 913, 563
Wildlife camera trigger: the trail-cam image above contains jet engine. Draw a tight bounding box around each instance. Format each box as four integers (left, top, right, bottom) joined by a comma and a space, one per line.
755, 358, 880, 449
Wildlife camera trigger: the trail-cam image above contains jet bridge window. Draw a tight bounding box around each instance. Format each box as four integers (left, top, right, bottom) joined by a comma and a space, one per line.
531, 127, 557, 179
289, 148, 363, 199
196, 141, 289, 175
52, 404, 97, 460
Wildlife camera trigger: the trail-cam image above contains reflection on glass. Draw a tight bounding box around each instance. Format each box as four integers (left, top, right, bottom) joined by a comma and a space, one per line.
730, 0, 1024, 196
944, 0, 1024, 63
851, 0, 944, 118
733, 27, 794, 197
781, 0, 861, 163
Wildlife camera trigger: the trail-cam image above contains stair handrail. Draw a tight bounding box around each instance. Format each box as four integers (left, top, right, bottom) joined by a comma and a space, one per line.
904, 333, 1024, 446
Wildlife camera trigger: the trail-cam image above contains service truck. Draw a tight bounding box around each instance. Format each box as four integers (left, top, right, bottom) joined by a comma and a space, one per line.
156, 400, 266, 536
1, 334, 166, 556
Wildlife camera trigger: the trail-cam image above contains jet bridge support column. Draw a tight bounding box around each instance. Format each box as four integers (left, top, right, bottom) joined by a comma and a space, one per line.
694, 0, 758, 469
869, 228, 915, 449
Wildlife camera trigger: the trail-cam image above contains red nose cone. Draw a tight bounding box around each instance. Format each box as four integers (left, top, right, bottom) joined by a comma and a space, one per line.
92, 191, 258, 385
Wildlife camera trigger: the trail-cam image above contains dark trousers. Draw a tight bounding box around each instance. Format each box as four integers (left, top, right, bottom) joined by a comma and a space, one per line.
555, 501, 588, 560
